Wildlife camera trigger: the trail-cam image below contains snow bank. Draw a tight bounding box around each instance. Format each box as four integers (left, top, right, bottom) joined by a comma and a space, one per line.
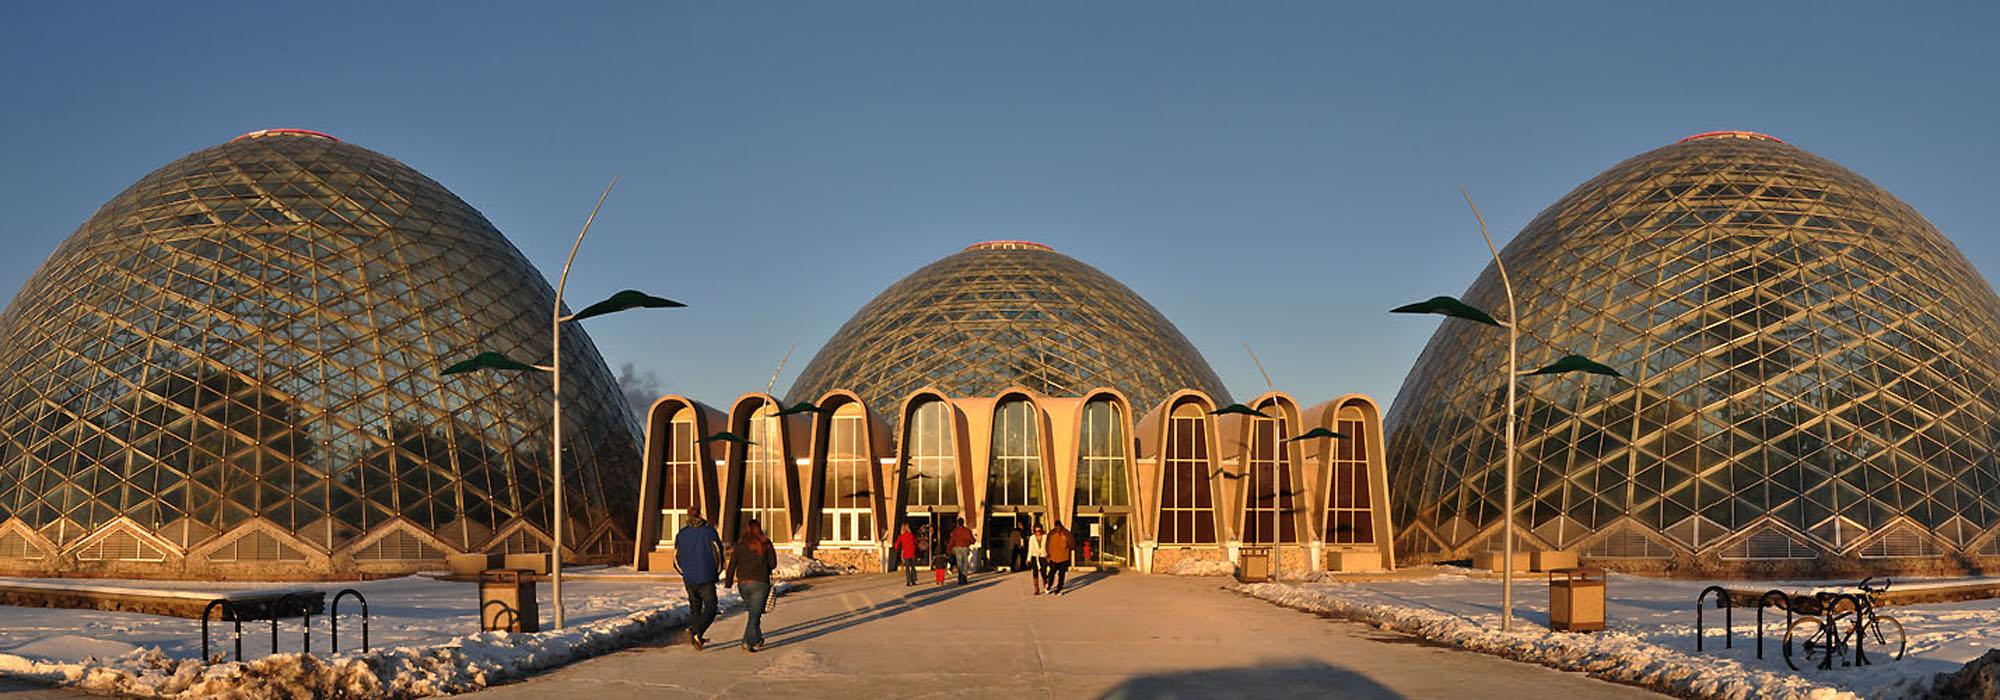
1236, 582, 1862, 700
0, 585, 784, 698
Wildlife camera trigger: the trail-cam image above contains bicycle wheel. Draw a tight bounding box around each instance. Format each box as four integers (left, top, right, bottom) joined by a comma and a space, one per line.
1868, 615, 1907, 661
1784, 617, 1833, 671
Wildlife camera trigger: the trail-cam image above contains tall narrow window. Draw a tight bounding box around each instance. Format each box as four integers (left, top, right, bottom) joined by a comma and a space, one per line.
905, 399, 958, 508
740, 404, 788, 542
988, 399, 1044, 509
1242, 404, 1302, 543
1158, 403, 1217, 544
1325, 406, 1375, 545
1075, 399, 1129, 508
818, 404, 875, 545
657, 408, 699, 544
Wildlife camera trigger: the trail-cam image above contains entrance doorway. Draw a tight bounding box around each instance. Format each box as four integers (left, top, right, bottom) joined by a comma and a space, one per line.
1072, 512, 1131, 570
983, 512, 1042, 572
903, 509, 959, 566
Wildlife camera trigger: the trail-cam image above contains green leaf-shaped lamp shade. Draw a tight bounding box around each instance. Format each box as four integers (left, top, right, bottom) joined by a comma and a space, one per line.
1390, 296, 1502, 327
699, 430, 754, 446
1527, 354, 1623, 378
441, 351, 542, 376
775, 401, 820, 416
568, 290, 685, 323
1209, 403, 1271, 418
1285, 426, 1351, 443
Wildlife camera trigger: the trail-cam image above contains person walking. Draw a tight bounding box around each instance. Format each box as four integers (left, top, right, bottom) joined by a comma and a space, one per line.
1009, 523, 1028, 573
895, 523, 920, 586
1026, 523, 1048, 595
672, 509, 724, 650
948, 517, 977, 585
1044, 521, 1073, 595
723, 518, 779, 652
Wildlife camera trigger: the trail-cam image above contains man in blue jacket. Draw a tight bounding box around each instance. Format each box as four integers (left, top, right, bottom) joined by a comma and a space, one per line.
673, 508, 724, 650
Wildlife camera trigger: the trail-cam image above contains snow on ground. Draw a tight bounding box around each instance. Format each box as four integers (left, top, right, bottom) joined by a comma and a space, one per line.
0, 574, 782, 698
1238, 572, 2000, 699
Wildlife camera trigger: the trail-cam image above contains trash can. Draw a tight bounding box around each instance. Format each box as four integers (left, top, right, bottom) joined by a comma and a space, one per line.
480, 568, 540, 633
1237, 546, 1273, 583
1548, 567, 1605, 632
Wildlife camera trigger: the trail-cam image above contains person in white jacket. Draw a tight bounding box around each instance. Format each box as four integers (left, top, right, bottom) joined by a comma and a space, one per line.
1026, 523, 1048, 595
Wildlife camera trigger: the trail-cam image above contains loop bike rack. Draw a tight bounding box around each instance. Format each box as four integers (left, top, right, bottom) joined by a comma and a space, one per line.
201, 589, 371, 663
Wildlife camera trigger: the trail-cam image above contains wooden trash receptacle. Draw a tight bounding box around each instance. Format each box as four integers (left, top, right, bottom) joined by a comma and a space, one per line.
479, 569, 540, 633
1237, 546, 1272, 583
1548, 567, 1605, 632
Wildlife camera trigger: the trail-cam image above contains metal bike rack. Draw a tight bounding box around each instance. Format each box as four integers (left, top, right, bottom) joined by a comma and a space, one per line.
1753, 590, 1792, 659
199, 591, 326, 663
1695, 585, 1732, 651
330, 588, 370, 654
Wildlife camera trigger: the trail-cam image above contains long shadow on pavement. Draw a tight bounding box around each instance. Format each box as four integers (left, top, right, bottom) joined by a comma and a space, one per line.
740, 576, 1009, 650
1098, 660, 1406, 700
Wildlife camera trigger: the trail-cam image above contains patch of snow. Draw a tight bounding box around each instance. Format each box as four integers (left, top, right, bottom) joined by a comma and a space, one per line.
1236, 572, 2000, 699
0, 575, 788, 698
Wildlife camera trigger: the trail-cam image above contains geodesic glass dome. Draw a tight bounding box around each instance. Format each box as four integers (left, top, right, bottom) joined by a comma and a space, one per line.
1387, 131, 2000, 574
789, 241, 1229, 420
0, 129, 640, 577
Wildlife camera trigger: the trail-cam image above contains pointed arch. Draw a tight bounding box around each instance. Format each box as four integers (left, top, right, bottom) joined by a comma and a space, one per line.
1310, 394, 1395, 569
1233, 392, 1307, 545
807, 390, 889, 549
1138, 390, 1226, 546
633, 394, 725, 569
724, 392, 806, 544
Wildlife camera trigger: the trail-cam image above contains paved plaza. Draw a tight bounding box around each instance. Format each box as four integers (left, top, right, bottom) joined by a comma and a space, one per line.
470, 571, 1659, 699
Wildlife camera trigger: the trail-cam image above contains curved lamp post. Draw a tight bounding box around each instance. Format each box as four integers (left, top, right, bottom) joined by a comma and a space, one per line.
1391, 189, 1620, 632
442, 179, 684, 629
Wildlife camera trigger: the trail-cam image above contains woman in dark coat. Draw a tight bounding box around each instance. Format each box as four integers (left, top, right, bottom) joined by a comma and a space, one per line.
724, 518, 780, 652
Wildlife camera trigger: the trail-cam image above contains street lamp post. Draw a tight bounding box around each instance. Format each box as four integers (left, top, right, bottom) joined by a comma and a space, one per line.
443, 178, 683, 629
1392, 189, 1620, 632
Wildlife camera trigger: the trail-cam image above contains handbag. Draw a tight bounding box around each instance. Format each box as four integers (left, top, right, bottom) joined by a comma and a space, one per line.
763, 586, 779, 613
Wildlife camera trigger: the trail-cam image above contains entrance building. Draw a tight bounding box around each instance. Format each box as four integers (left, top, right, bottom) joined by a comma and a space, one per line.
633, 386, 1392, 576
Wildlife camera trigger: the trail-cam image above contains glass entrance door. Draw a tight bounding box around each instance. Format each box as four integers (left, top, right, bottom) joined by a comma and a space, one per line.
1073, 513, 1130, 569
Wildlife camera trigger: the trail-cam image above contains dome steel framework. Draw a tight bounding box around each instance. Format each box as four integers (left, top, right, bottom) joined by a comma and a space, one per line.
0, 130, 640, 576
788, 241, 1229, 421
1388, 133, 2000, 574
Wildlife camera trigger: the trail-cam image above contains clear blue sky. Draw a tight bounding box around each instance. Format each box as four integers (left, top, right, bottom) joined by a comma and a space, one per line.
3, 2, 1996, 410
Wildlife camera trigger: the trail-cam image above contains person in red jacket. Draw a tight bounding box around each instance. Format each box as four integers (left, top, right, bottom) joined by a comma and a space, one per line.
895, 523, 920, 587
948, 518, 977, 585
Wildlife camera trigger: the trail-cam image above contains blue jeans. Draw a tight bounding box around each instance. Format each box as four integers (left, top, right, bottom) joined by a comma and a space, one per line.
739, 581, 772, 648
684, 582, 718, 639
952, 547, 972, 584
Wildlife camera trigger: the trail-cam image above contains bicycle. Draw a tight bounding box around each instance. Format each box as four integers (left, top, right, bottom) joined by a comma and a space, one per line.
1782, 577, 1907, 671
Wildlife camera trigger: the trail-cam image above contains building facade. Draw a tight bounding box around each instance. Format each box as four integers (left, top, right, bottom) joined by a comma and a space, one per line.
633, 387, 1393, 575
1388, 131, 2000, 575
0, 130, 641, 578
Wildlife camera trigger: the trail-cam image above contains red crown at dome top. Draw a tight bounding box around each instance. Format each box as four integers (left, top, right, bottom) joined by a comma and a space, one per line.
232, 128, 341, 143
1677, 130, 1785, 145
965, 240, 1054, 252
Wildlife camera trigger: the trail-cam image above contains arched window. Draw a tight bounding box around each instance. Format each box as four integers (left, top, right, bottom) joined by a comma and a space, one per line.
740, 404, 788, 542
1242, 402, 1302, 544
905, 399, 958, 508
656, 407, 700, 544
988, 398, 1044, 508
1076, 399, 1128, 508
1325, 405, 1375, 545
819, 403, 874, 545
1158, 402, 1217, 544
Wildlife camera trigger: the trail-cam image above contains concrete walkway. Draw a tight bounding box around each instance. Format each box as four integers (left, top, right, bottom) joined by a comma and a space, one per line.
472, 571, 1661, 699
